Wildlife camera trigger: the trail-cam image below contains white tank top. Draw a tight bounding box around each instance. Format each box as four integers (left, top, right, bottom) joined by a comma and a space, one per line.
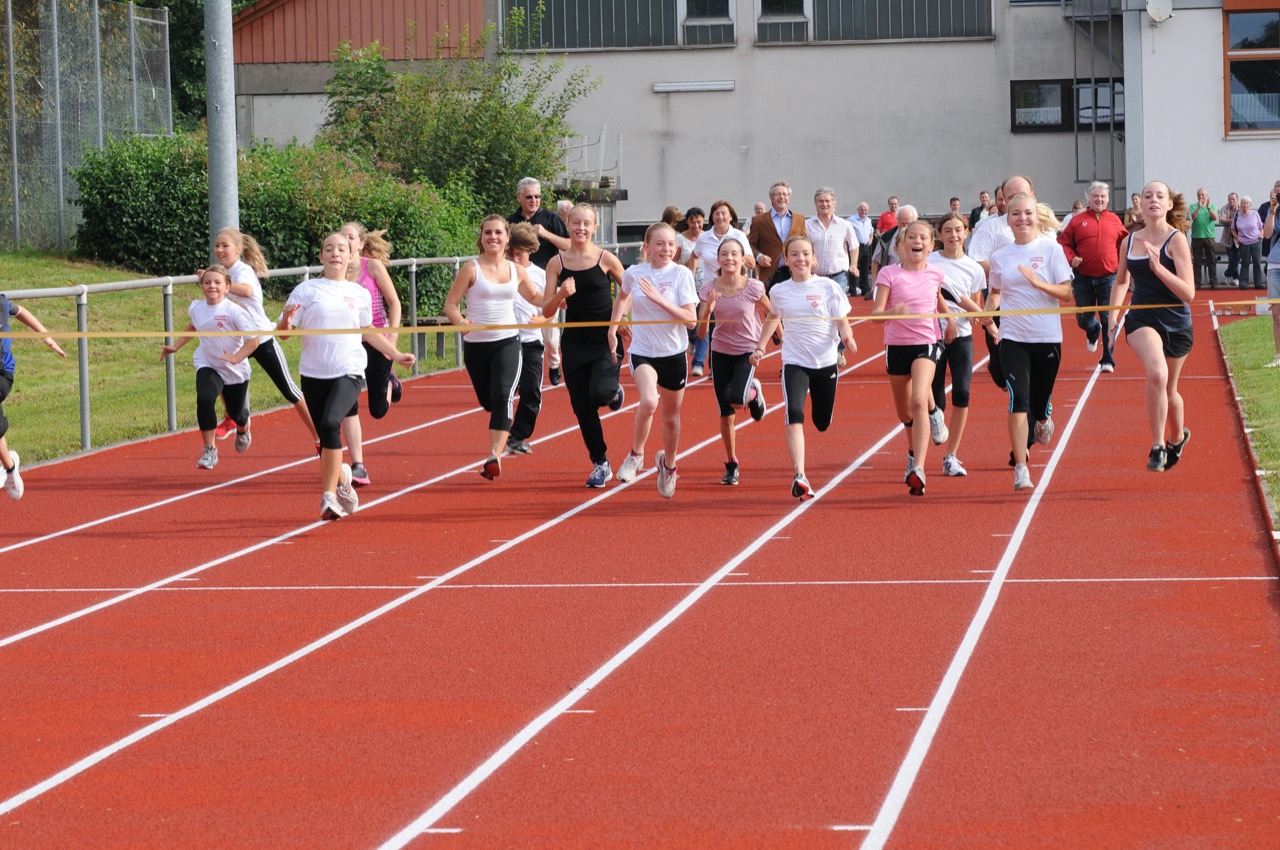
463, 259, 520, 343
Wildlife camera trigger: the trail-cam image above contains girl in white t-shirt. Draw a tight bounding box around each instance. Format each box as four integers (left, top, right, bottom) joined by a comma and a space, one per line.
750, 236, 857, 500
607, 222, 699, 498
161, 265, 261, 471
504, 222, 550, 456
872, 219, 957, 496
279, 233, 416, 520
988, 194, 1074, 492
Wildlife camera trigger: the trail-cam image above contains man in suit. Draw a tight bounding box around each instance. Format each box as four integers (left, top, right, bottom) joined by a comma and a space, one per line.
749, 181, 807, 289
969, 190, 991, 230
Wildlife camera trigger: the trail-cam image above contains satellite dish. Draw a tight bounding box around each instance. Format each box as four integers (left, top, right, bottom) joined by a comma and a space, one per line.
1146, 0, 1173, 24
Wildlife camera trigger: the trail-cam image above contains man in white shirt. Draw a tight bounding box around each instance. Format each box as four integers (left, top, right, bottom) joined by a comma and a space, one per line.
847, 201, 875, 299
805, 187, 859, 295
969, 175, 1035, 274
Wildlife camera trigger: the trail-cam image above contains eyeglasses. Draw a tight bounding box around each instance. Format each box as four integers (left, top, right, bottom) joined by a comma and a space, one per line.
523, 194, 541, 200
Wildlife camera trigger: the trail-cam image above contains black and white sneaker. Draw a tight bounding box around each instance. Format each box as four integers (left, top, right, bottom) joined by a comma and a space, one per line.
791, 473, 814, 500
747, 379, 766, 421
608, 386, 625, 411
505, 438, 533, 455
1147, 445, 1167, 472
1164, 428, 1190, 470
722, 460, 740, 486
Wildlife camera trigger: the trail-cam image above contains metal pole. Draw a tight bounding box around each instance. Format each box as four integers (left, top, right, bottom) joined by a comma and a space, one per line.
76, 288, 90, 449
157, 7, 172, 132
128, 2, 138, 131
91, 0, 102, 146
453, 260, 462, 367
5, 0, 19, 247
205, 0, 239, 243
408, 261, 421, 373
163, 279, 176, 431
50, 0, 65, 247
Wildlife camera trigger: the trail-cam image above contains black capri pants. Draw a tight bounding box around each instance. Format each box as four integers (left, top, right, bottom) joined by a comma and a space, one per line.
710, 350, 756, 417
509, 340, 544, 442
782, 362, 839, 430
250, 337, 304, 404
195, 367, 250, 433
463, 335, 522, 432
931, 335, 974, 412
361, 340, 394, 420
998, 338, 1060, 418
301, 374, 363, 450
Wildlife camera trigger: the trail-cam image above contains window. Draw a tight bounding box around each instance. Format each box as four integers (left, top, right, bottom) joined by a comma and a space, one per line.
1011, 80, 1073, 132
1076, 81, 1124, 128
1225, 10, 1280, 132
757, 0, 993, 44
686, 0, 735, 44
505, 0, 735, 49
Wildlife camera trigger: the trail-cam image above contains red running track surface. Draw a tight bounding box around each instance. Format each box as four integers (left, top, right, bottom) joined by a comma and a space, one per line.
0, 303, 1277, 849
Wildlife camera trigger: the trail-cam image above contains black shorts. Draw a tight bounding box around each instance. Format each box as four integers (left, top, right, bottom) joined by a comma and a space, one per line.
885, 342, 944, 376
710, 350, 755, 417
1125, 319, 1194, 359
0, 372, 12, 439
630, 352, 688, 392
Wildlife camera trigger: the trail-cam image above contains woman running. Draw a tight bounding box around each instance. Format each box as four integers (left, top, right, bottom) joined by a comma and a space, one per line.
505, 222, 550, 456
1109, 180, 1195, 471
928, 212, 987, 478
444, 215, 544, 481
609, 222, 699, 497
542, 204, 628, 488
988, 194, 1074, 492
750, 235, 857, 500
699, 237, 770, 485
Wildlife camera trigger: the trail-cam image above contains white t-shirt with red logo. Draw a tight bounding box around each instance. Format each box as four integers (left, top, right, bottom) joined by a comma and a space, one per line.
188, 298, 258, 384
621, 261, 698, 358
988, 235, 1073, 344
285, 277, 373, 379
767, 275, 852, 368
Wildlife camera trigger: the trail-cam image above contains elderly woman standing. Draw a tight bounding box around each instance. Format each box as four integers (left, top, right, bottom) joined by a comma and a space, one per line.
1232, 195, 1265, 289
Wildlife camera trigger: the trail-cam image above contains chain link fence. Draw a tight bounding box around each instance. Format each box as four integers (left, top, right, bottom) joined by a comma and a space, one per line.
0, 0, 171, 251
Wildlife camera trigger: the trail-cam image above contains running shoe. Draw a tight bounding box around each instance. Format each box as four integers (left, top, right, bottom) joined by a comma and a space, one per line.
1147, 445, 1167, 472
586, 460, 612, 488
4, 450, 22, 500
655, 450, 678, 498
791, 473, 814, 501
942, 454, 967, 477
1164, 428, 1191, 470
505, 437, 533, 455
549, 367, 562, 385
214, 416, 237, 440
480, 455, 501, 480
336, 463, 359, 514
1100, 362, 1116, 374
929, 407, 949, 445
390, 374, 403, 403
1265, 357, 1280, 369
234, 420, 252, 454
906, 465, 926, 496
196, 445, 218, 470
608, 386, 625, 411
691, 364, 705, 377
615, 451, 643, 483
1086, 326, 1099, 353
320, 491, 345, 520
350, 462, 371, 487
1013, 462, 1034, 491
905, 451, 915, 478
1034, 417, 1055, 446
722, 460, 740, 486
1009, 448, 1031, 468
837, 352, 847, 368
748, 379, 766, 421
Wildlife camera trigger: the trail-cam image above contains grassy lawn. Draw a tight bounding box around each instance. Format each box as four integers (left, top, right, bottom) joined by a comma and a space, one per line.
1218, 315, 1280, 518
0, 252, 458, 463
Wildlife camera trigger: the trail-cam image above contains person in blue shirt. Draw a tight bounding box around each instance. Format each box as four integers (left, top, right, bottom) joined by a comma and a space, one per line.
0, 294, 67, 499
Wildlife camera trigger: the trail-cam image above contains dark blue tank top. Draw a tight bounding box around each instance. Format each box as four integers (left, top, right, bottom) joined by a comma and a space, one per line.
1126, 231, 1191, 333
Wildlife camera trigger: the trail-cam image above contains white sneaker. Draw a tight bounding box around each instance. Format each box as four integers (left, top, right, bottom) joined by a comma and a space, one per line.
1100, 362, 1115, 374
747, 378, 766, 421
928, 407, 949, 445
1086, 335, 1098, 353
691, 364, 705, 377
1265, 356, 1280, 369
320, 491, 346, 520
905, 465, 926, 496
655, 450, 678, 498
196, 445, 218, 470
1034, 417, 1055, 446
4, 450, 22, 500
336, 462, 359, 515
1013, 463, 1034, 491
942, 454, 967, 477
615, 451, 643, 483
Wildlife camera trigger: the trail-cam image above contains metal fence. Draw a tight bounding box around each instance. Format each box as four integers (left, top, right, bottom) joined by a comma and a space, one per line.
0, 0, 171, 251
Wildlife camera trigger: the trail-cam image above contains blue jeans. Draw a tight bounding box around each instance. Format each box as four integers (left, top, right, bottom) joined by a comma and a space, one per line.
1073, 273, 1115, 366
1225, 242, 1240, 280
1239, 241, 1263, 288
690, 304, 712, 368
826, 270, 851, 295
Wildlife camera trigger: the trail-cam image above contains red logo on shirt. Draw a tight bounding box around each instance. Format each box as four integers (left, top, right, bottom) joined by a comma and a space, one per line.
807, 295, 823, 309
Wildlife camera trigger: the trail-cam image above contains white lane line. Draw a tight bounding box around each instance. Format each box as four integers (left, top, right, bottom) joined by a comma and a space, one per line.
894, 708, 928, 713
858, 368, 1102, 850
832, 825, 873, 831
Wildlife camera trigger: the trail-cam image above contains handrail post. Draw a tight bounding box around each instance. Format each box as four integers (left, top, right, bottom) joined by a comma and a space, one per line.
163, 278, 176, 431
452, 259, 462, 367
76, 287, 90, 450
408, 260, 420, 374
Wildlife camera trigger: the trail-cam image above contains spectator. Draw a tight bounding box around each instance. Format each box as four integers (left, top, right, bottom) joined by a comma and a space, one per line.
507, 177, 570, 270
1058, 181, 1127, 373
871, 204, 919, 281
949, 197, 963, 216
969, 175, 1035, 273
805, 187, 859, 296
1220, 192, 1241, 286
1233, 195, 1264, 289
556, 199, 573, 228
1260, 179, 1280, 368
1060, 199, 1085, 230
969, 190, 991, 230
847, 201, 876, 299
876, 196, 900, 237
749, 181, 807, 288
1187, 188, 1220, 288
1123, 192, 1144, 231
743, 202, 767, 237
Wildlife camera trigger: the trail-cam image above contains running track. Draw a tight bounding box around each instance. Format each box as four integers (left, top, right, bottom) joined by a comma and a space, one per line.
1, 302, 1278, 848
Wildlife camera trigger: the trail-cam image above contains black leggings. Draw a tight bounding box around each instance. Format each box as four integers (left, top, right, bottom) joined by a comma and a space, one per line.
195, 367, 249, 433
361, 340, 394, 420
301, 374, 362, 450
463, 335, 522, 432
998, 339, 1059, 418
710, 350, 755, 417
510, 340, 544, 442
931, 335, 974, 411
782, 363, 838, 430
250, 338, 303, 404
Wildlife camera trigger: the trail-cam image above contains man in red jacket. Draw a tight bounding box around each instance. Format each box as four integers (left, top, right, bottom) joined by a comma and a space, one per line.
1058, 181, 1128, 373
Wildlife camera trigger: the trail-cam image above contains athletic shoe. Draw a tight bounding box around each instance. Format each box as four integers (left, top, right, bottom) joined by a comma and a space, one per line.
608, 386, 625, 411
336, 462, 359, 514
1013, 463, 1034, 491
905, 451, 915, 477
1100, 362, 1116, 373
234, 420, 252, 454
906, 465, 926, 496
942, 454, 968, 477
691, 364, 705, 377
722, 460, 740, 486
655, 450, 678, 498
196, 445, 218, 470
747, 379, 766, 421
586, 460, 611, 488
791, 473, 814, 500
1086, 326, 1099, 353
320, 491, 346, 520
505, 437, 533, 455
928, 407, 949, 445
837, 352, 847, 368
350, 462, 371, 487
4, 450, 23, 500
1034, 417, 1055, 446
1164, 428, 1191, 470
214, 416, 237, 440
1147, 445, 1167, 472
615, 451, 643, 483
1264, 357, 1280, 369
480, 455, 501, 480
549, 367, 562, 386
390, 374, 403, 403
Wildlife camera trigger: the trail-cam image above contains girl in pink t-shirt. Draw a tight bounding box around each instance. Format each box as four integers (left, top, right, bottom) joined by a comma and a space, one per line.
871, 219, 956, 496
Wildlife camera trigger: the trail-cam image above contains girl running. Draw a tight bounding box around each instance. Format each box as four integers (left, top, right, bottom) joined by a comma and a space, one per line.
698, 237, 770, 485
691, 201, 756, 376
1109, 181, 1195, 471
928, 212, 987, 478
750, 236, 857, 500
444, 215, 544, 481
608, 222, 699, 498
988, 194, 1074, 492
212, 227, 319, 448
542, 204, 628, 488
279, 233, 415, 520
162, 265, 260, 469
504, 223, 550, 456
0, 296, 65, 499
872, 219, 957, 496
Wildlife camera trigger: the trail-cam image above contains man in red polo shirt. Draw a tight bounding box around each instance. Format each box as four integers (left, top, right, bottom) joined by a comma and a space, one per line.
1057, 181, 1128, 373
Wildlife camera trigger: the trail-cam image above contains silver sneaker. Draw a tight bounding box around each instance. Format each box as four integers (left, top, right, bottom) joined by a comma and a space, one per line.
1013, 462, 1034, 491
615, 451, 643, 483
320, 491, 346, 520
4, 450, 22, 500
336, 462, 359, 515
942, 454, 967, 477
196, 445, 218, 470
234, 421, 252, 454
928, 407, 949, 445
655, 450, 678, 498
1034, 417, 1055, 446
